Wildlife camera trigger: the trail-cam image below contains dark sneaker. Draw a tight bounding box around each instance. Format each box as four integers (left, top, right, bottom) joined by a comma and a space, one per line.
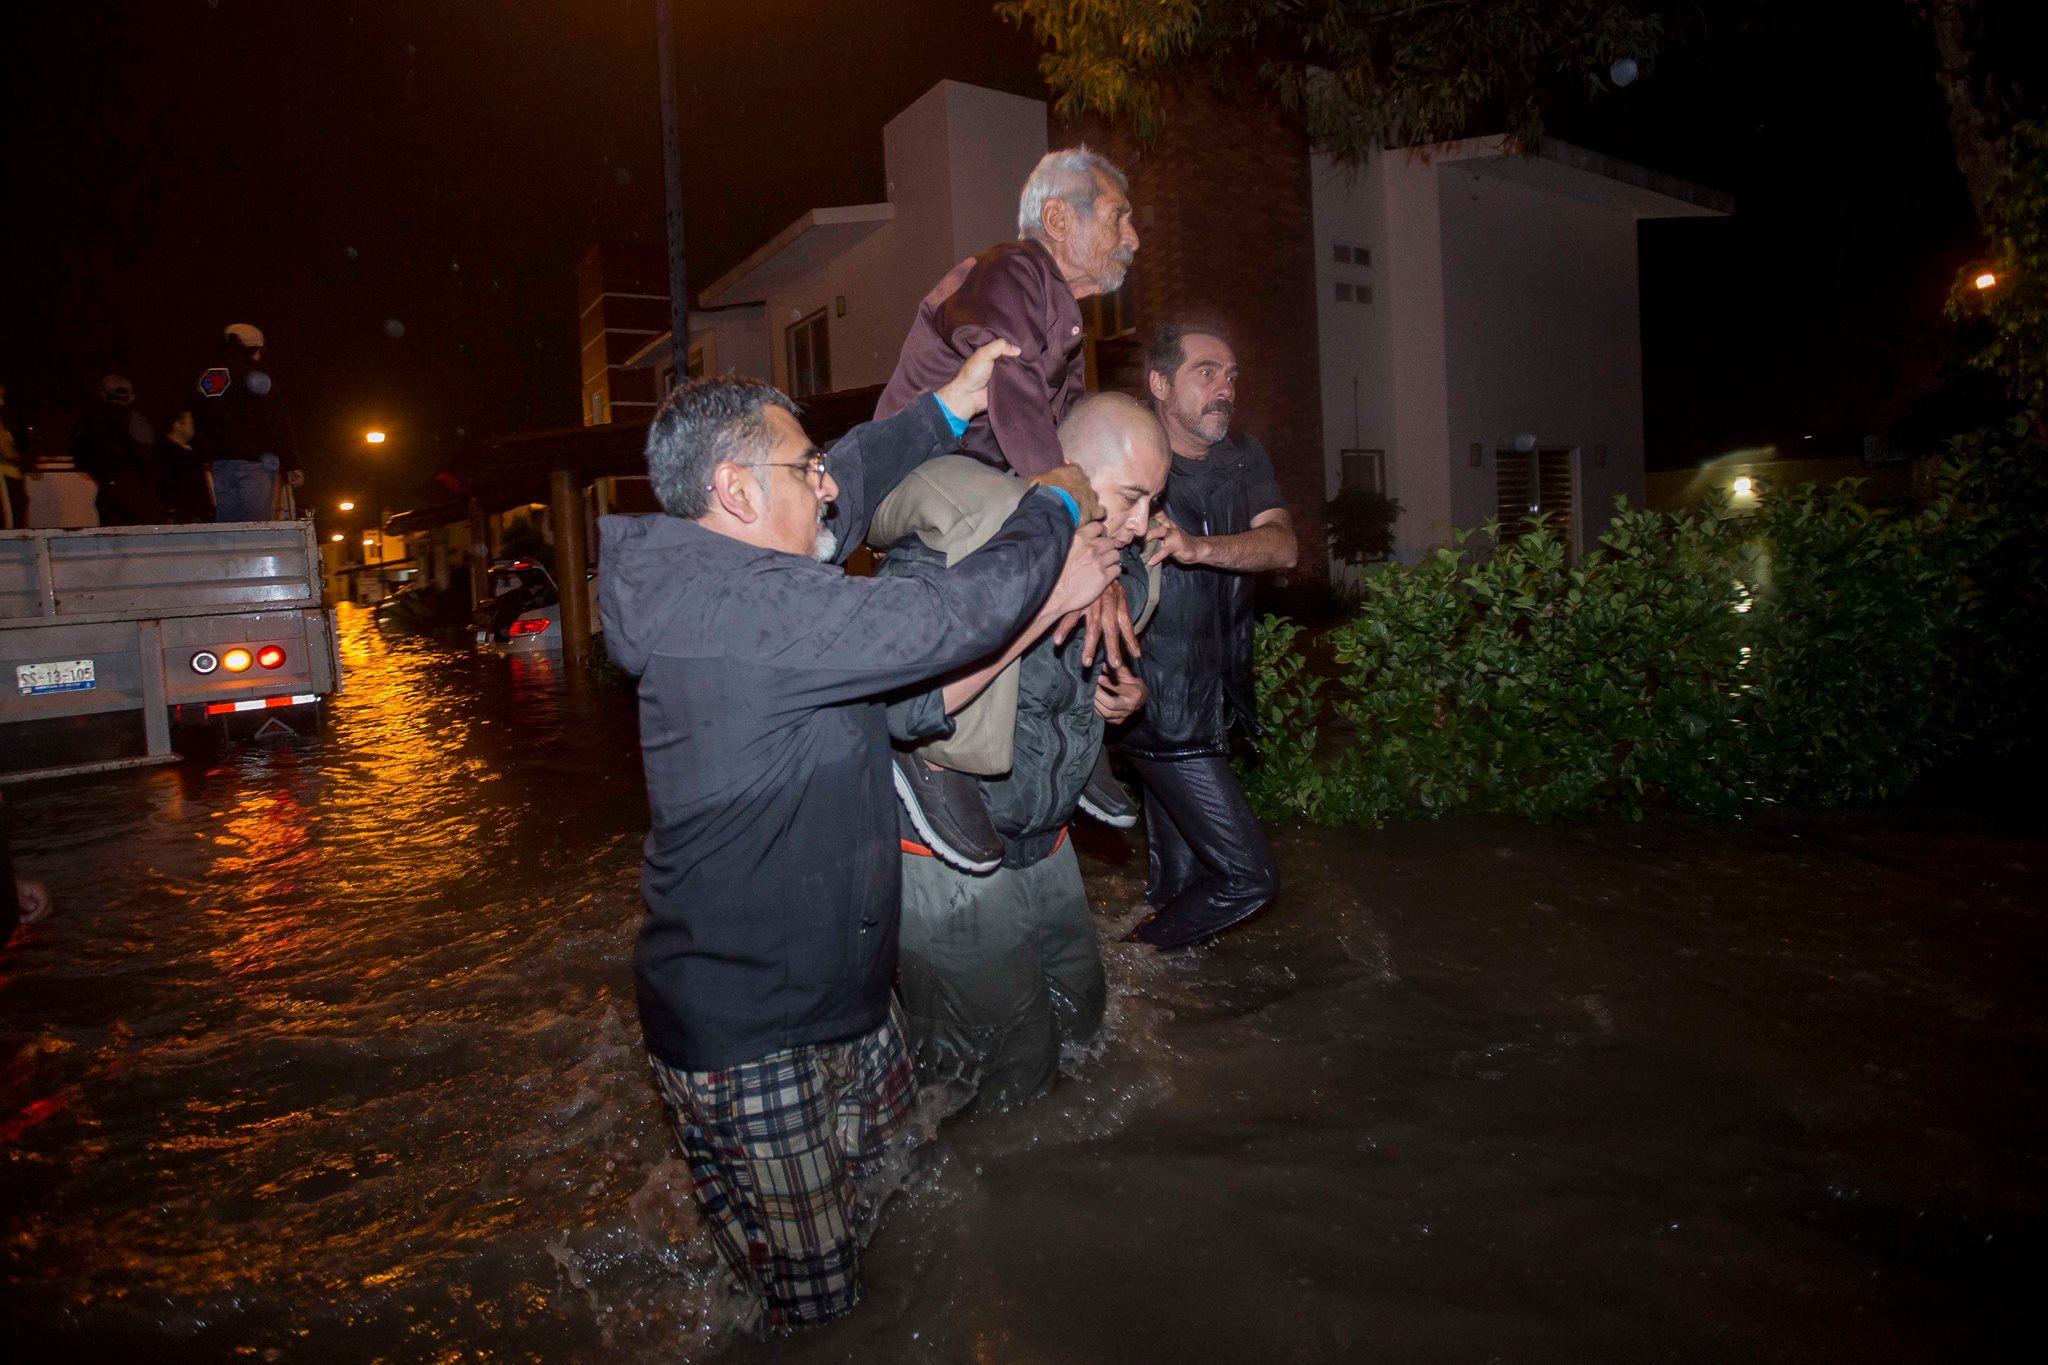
1075, 749, 1138, 828
891, 750, 1002, 874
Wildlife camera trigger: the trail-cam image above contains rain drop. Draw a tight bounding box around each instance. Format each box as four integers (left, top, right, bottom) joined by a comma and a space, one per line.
344, 245, 358, 260
383, 318, 406, 339
614, 167, 633, 187
450, 261, 461, 272
1610, 56, 1640, 87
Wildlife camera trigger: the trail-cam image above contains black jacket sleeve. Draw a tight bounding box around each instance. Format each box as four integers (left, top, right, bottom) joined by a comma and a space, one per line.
822, 393, 955, 563
727, 489, 1075, 716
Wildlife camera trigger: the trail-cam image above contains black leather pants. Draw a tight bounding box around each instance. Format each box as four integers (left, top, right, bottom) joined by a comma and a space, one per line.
1125, 754, 1279, 949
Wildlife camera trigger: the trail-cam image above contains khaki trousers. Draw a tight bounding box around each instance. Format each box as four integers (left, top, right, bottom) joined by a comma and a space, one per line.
869, 457, 1031, 775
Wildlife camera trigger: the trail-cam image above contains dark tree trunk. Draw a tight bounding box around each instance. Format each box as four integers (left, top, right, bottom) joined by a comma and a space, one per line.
1914, 0, 2008, 228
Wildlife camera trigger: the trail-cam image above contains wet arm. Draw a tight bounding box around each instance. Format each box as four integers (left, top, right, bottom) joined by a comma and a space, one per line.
1156, 508, 1298, 573
736, 493, 1074, 711
822, 396, 959, 561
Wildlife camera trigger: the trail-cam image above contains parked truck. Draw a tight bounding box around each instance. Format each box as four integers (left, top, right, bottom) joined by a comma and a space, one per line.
0, 520, 340, 783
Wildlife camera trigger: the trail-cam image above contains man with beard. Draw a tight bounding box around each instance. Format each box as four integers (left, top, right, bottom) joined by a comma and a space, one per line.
873, 147, 1145, 871
597, 340, 1119, 1334
1122, 320, 1297, 951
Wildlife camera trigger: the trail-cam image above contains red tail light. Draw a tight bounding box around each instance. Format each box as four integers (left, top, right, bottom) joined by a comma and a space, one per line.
256, 646, 286, 669
508, 618, 552, 637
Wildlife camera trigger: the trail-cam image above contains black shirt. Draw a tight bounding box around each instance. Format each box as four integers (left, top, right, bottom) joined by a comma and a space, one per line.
1120, 431, 1286, 759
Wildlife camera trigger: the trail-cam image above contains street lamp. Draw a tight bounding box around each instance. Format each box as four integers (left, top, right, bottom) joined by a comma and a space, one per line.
365, 430, 386, 444
331, 532, 344, 542
338, 499, 355, 511
1974, 271, 1998, 291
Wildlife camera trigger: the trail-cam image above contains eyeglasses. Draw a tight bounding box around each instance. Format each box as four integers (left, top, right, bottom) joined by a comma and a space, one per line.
707, 449, 829, 493
735, 450, 829, 482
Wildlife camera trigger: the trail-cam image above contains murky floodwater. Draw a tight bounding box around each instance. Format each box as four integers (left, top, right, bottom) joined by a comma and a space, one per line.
4, 606, 2043, 1362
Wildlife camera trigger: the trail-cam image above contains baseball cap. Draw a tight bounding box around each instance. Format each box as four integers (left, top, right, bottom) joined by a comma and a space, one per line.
224, 323, 266, 349
100, 374, 135, 401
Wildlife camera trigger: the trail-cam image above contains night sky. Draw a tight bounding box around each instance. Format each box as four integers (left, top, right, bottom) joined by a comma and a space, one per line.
0, 0, 2010, 518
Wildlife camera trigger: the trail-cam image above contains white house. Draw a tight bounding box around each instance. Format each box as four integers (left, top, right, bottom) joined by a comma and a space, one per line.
605, 80, 1728, 570
1310, 137, 1728, 563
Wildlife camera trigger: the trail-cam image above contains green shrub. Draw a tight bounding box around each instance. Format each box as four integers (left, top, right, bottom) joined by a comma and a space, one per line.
1238, 470, 2028, 827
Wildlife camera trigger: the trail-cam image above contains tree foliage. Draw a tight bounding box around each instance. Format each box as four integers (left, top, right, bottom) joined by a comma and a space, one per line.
995, 0, 1663, 159
1946, 120, 2048, 417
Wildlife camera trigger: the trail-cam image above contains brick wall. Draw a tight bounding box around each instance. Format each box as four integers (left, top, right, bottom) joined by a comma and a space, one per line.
1058, 74, 1328, 584
575, 244, 667, 426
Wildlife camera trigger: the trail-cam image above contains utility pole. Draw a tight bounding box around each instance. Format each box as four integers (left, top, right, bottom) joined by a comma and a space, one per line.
656, 0, 688, 380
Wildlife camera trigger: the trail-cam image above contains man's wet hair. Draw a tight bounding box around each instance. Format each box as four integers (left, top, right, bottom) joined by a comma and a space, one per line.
1018, 146, 1128, 241
644, 376, 797, 519
1057, 391, 1167, 472
1144, 317, 1235, 385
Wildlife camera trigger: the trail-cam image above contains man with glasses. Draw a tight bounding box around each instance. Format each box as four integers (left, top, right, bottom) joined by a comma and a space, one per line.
598, 340, 1118, 1335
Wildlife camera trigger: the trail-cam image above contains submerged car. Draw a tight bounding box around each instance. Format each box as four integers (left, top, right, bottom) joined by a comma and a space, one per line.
471, 561, 597, 654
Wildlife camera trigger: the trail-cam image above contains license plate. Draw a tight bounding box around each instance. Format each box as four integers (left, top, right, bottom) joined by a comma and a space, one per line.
16, 659, 96, 695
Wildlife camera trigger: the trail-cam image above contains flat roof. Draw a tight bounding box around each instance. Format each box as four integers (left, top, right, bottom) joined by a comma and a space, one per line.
1430, 135, 1733, 218
698, 203, 896, 307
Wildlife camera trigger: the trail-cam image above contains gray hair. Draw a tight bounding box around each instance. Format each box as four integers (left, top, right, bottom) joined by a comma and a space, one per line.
644, 376, 797, 519
1017, 146, 1127, 241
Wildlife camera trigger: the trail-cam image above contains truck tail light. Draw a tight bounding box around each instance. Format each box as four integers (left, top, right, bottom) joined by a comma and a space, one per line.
508, 618, 552, 637
222, 648, 254, 672
256, 646, 286, 669
190, 651, 220, 675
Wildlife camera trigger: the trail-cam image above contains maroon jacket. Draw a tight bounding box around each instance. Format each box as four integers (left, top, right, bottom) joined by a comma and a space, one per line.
875, 238, 1084, 478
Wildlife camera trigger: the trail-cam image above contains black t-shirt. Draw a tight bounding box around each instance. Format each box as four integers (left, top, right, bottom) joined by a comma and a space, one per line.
1122, 431, 1288, 759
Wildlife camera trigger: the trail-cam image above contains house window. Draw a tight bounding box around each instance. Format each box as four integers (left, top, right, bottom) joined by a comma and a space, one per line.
1335, 282, 1353, 303
786, 309, 831, 399
1340, 449, 1385, 494
1494, 448, 1577, 549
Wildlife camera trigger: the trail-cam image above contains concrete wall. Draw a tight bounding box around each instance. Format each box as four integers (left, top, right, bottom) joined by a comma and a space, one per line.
1379, 152, 1457, 561
1310, 154, 1396, 497
1437, 162, 1648, 555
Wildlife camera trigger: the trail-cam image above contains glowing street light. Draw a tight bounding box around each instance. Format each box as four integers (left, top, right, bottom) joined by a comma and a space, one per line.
365, 430, 386, 445
330, 533, 344, 542
338, 500, 356, 511
1732, 476, 1754, 496
1974, 271, 1998, 291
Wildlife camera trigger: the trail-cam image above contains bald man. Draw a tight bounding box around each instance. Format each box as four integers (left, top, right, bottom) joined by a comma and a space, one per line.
868, 393, 1169, 1108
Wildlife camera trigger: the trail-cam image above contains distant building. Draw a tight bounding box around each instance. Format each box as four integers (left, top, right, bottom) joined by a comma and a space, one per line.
594, 78, 1729, 576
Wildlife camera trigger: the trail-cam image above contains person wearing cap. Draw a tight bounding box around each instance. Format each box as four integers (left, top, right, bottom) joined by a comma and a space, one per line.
193, 323, 301, 521
70, 373, 167, 526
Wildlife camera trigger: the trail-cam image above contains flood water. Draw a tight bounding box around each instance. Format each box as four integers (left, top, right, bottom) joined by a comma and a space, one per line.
3, 605, 2043, 1362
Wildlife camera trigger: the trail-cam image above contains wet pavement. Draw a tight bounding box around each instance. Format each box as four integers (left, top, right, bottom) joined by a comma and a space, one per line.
2, 605, 2043, 1362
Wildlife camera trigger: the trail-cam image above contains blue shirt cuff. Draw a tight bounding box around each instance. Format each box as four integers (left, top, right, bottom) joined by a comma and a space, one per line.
931, 391, 970, 438
1044, 485, 1081, 527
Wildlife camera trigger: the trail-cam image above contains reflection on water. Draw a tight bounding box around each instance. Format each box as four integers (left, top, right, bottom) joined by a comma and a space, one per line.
3, 606, 2044, 1362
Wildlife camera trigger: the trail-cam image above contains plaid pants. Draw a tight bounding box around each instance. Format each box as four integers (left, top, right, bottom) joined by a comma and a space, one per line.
648, 1011, 918, 1332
